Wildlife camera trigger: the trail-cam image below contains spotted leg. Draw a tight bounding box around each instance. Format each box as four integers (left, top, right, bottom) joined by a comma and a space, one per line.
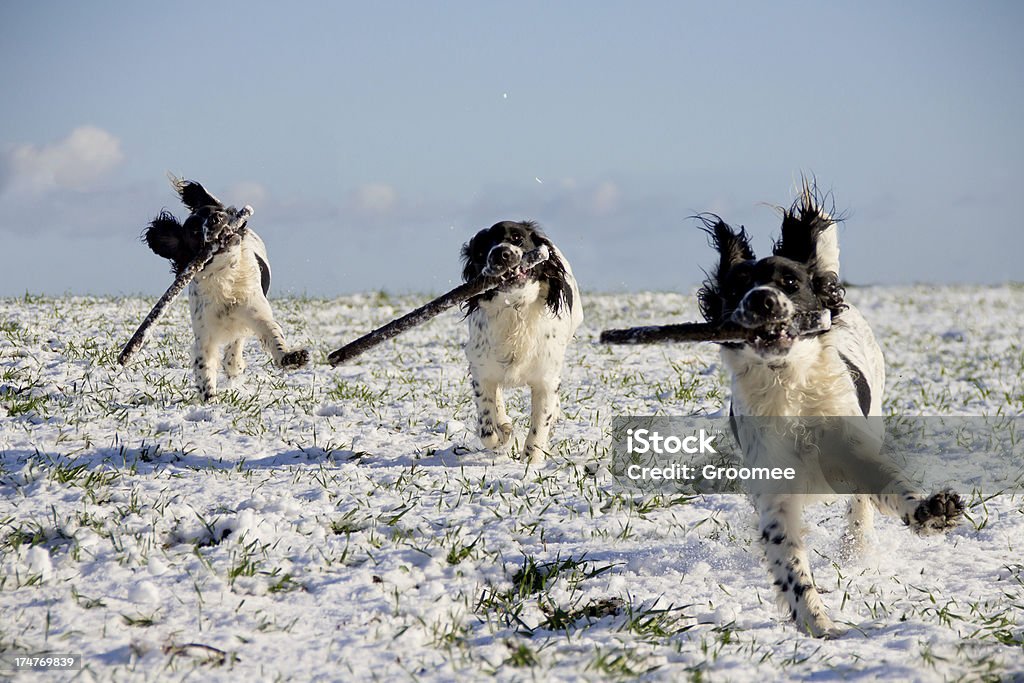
524, 381, 558, 463
756, 494, 839, 638
870, 489, 964, 535
192, 335, 220, 402
223, 337, 247, 386
241, 299, 309, 370
472, 376, 513, 450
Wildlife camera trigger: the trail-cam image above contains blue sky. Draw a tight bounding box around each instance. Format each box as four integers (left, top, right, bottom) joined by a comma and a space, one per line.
1, 1, 1021, 296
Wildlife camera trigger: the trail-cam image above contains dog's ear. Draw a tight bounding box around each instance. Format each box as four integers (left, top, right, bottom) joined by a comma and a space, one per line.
143, 211, 190, 273
696, 216, 755, 322
773, 179, 845, 311
460, 226, 495, 315
460, 227, 493, 282
169, 175, 223, 213
529, 229, 573, 316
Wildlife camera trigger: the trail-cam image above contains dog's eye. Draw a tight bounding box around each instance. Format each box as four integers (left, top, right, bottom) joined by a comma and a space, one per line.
509, 234, 524, 245
780, 274, 799, 292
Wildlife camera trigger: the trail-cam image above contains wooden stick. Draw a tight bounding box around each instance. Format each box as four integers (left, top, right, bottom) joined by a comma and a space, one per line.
599, 310, 832, 345
327, 245, 550, 366
117, 206, 253, 366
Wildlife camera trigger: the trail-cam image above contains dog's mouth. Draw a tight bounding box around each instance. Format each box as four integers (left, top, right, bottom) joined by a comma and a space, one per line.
484, 244, 536, 290
727, 310, 832, 355
497, 266, 534, 290
748, 324, 796, 353
725, 307, 797, 353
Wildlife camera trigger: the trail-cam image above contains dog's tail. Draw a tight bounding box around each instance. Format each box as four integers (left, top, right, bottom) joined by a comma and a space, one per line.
143, 210, 202, 275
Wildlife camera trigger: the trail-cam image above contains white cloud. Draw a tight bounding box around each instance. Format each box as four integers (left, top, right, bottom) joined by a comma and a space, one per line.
350, 183, 398, 214
3, 126, 124, 193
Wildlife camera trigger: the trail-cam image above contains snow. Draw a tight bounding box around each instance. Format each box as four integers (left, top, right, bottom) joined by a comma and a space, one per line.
1, 286, 1022, 681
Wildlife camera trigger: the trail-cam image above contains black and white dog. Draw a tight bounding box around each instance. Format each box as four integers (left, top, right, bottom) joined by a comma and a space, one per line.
461, 221, 583, 462
144, 179, 309, 401
697, 183, 963, 637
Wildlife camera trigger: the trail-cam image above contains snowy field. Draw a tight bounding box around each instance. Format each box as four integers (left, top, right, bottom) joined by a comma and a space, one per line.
1, 286, 1023, 682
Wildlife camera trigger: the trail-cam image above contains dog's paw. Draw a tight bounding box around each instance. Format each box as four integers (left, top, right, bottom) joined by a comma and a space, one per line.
809, 624, 844, 640
908, 490, 964, 534
496, 421, 513, 447
480, 422, 513, 450
523, 443, 549, 464
795, 612, 840, 639
280, 349, 310, 370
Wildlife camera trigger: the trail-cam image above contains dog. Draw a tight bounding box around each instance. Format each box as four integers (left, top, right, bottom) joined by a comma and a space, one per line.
461, 221, 583, 462
143, 178, 309, 401
696, 182, 964, 637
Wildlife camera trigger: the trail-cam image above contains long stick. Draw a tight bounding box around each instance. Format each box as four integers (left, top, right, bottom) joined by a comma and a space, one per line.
327, 246, 550, 366
599, 310, 831, 345
117, 206, 253, 366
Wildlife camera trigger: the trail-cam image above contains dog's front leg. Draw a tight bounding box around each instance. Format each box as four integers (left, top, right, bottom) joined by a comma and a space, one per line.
472, 377, 512, 450
524, 381, 558, 463
192, 335, 220, 402
756, 494, 839, 638
870, 489, 964, 535
242, 299, 309, 370
223, 338, 247, 386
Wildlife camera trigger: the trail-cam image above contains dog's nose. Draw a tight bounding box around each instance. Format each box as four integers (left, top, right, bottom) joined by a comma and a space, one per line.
487, 244, 520, 271
745, 289, 781, 318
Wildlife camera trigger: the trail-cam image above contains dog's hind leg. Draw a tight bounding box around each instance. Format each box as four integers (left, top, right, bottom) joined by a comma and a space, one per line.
840, 495, 874, 560
756, 494, 839, 638
242, 300, 309, 370
524, 381, 558, 463
472, 377, 513, 450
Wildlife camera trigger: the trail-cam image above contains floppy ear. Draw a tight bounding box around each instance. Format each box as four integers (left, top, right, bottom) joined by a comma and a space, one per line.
773, 179, 845, 311
169, 174, 223, 213
696, 215, 755, 322
529, 229, 573, 316
143, 211, 189, 273
460, 228, 492, 282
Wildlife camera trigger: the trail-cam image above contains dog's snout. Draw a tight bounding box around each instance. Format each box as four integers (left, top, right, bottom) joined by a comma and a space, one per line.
746, 289, 780, 317
734, 287, 794, 328
487, 244, 522, 270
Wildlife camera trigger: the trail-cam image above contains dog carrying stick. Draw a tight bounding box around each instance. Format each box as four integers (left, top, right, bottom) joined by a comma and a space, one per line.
117, 206, 253, 366
327, 245, 550, 366
599, 310, 832, 345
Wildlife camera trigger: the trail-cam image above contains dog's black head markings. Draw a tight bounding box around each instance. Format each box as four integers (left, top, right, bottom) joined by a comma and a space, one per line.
697, 186, 845, 355
460, 220, 572, 316
143, 180, 270, 295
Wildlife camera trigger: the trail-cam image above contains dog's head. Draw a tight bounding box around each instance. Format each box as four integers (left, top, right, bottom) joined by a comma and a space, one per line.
142, 178, 237, 275
697, 183, 846, 356
461, 220, 573, 315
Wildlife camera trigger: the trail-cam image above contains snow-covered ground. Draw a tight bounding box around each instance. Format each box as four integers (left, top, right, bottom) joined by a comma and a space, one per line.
1, 286, 1022, 681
